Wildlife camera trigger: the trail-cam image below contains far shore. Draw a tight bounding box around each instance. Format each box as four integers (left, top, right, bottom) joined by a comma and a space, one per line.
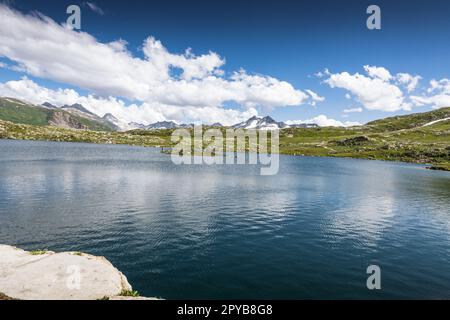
1, 111, 449, 172
1, 137, 449, 172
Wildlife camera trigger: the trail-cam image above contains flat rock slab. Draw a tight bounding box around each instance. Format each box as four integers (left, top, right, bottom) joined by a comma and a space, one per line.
0, 245, 132, 300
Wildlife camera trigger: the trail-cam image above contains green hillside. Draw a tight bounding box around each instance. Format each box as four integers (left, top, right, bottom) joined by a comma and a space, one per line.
279, 109, 449, 170
366, 107, 450, 131
0, 98, 114, 131
0, 98, 50, 126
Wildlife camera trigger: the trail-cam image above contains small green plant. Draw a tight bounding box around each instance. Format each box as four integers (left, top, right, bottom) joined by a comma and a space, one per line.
97, 296, 110, 300
72, 252, 83, 256
30, 250, 48, 255
119, 290, 140, 297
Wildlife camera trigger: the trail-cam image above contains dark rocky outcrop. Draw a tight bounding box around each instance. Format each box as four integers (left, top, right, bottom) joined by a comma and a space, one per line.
335, 136, 371, 146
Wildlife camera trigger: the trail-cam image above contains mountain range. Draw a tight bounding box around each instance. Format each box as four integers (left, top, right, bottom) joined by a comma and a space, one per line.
232, 116, 318, 130
0, 97, 320, 131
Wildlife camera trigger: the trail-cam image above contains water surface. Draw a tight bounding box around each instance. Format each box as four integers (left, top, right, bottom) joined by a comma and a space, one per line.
0, 140, 449, 299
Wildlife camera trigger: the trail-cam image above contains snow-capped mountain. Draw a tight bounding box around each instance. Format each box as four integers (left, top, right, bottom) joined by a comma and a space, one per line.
102, 113, 140, 131
102, 113, 119, 124
102, 118, 181, 131
36, 101, 320, 131
128, 122, 147, 130
232, 116, 289, 130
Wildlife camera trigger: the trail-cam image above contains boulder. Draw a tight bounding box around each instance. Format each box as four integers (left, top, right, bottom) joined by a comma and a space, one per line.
335, 135, 371, 146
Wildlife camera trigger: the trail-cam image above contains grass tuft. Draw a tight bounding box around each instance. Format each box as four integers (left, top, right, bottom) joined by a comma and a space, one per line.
97, 296, 110, 300
30, 250, 48, 255
119, 290, 140, 297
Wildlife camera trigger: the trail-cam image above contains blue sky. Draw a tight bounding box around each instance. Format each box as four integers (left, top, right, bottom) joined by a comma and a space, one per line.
1, 0, 450, 126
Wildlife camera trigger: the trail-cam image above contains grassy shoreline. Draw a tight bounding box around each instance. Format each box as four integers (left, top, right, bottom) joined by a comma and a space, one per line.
1, 118, 449, 171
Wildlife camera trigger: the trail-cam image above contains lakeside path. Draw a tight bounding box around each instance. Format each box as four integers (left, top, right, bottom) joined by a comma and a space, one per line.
0, 245, 158, 300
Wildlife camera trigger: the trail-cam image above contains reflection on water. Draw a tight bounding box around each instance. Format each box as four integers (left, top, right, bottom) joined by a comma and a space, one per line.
0, 140, 449, 299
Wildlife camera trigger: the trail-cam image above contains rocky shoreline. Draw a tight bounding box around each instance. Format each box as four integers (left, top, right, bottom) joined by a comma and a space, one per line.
0, 245, 157, 300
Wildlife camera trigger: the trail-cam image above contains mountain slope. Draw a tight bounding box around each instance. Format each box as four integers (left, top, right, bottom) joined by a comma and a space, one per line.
366, 107, 450, 131
61, 103, 97, 117
0, 98, 50, 126
0, 98, 116, 131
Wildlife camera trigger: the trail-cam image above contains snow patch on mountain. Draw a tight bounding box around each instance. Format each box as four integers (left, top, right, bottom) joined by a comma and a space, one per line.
232, 116, 288, 130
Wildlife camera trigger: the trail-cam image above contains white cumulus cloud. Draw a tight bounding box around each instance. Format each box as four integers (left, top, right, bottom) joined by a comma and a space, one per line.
343, 107, 363, 113
0, 4, 318, 124
427, 78, 450, 94
325, 66, 413, 112
364, 65, 392, 82
396, 73, 421, 93
305, 89, 325, 106
286, 115, 361, 127
411, 78, 450, 109
0, 77, 258, 126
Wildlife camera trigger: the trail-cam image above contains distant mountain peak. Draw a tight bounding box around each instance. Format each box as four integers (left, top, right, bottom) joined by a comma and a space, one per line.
62, 103, 96, 116
129, 121, 146, 127
103, 113, 118, 121
232, 116, 288, 130
262, 115, 276, 122
146, 121, 178, 130
42, 102, 57, 109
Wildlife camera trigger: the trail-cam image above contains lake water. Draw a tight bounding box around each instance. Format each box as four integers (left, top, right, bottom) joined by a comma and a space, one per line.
0, 139, 449, 299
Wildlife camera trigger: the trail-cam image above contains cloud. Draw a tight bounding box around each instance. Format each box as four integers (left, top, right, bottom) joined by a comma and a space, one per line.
314, 68, 330, 79
410, 78, 450, 109
325, 66, 413, 112
427, 78, 450, 94
364, 65, 392, 82
396, 73, 421, 93
411, 95, 450, 109
84, 2, 104, 15
305, 89, 325, 106
286, 115, 361, 127
0, 77, 258, 126
343, 107, 363, 113
0, 4, 316, 125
